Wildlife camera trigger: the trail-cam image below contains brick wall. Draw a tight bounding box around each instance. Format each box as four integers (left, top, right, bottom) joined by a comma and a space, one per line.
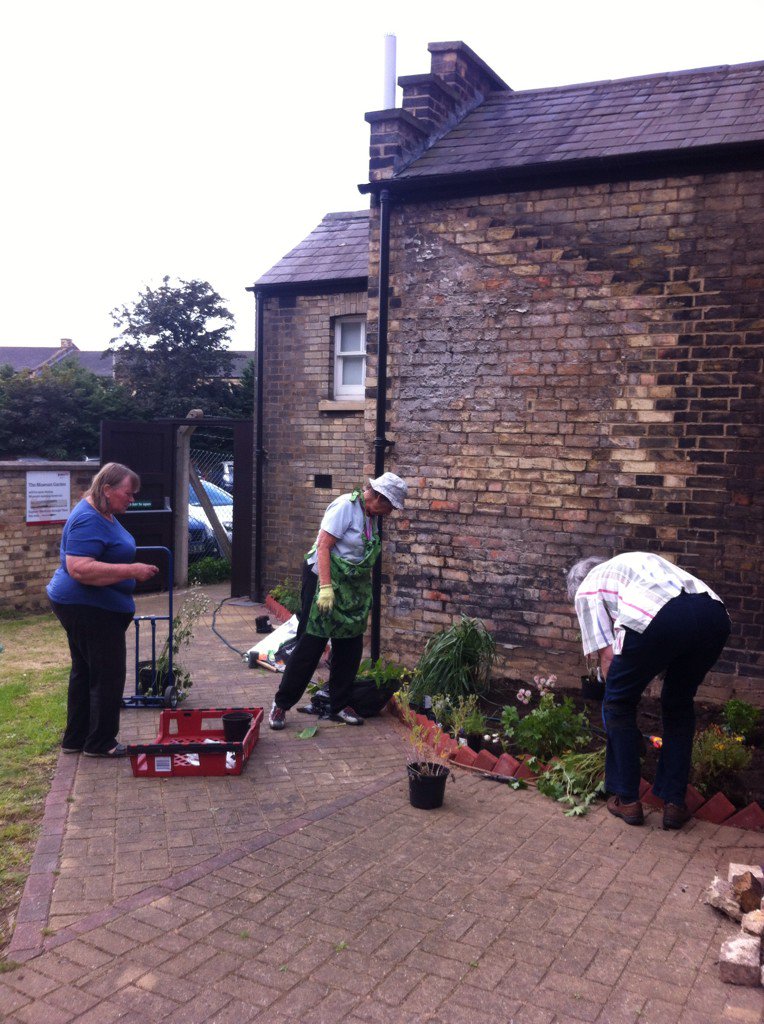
366, 169, 764, 704
260, 290, 370, 591
0, 462, 98, 613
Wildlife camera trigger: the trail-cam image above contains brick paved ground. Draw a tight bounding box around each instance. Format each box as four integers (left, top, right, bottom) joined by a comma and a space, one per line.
3, 585, 763, 1023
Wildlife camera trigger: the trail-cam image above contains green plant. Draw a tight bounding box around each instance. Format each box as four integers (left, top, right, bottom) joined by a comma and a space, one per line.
691, 725, 752, 796
188, 557, 231, 585
501, 693, 591, 762
537, 748, 607, 816
150, 587, 210, 699
357, 657, 412, 691
462, 704, 488, 737
438, 694, 480, 739
722, 699, 760, 744
269, 578, 301, 615
410, 617, 495, 703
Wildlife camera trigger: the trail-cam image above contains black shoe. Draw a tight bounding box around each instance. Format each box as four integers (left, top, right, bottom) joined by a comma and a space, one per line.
330, 707, 364, 726
61, 746, 82, 754
83, 743, 128, 758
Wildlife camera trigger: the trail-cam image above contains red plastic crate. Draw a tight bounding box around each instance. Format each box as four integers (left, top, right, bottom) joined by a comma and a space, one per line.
127, 707, 263, 778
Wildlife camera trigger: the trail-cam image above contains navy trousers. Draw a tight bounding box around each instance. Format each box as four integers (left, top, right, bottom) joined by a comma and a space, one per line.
603, 592, 730, 805
274, 562, 364, 715
51, 601, 134, 754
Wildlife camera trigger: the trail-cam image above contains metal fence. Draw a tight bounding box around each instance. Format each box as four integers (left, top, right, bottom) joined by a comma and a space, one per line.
187, 446, 234, 561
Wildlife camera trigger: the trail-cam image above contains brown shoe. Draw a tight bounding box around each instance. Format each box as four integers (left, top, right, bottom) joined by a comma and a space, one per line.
607, 795, 644, 826
663, 803, 692, 830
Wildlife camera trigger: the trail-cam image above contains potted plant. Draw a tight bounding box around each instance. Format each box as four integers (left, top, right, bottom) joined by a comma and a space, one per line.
139, 588, 210, 705
409, 617, 495, 705
462, 704, 489, 753
406, 721, 451, 810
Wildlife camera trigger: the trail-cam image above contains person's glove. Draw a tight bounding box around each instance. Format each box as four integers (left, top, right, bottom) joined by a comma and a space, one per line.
317, 584, 335, 614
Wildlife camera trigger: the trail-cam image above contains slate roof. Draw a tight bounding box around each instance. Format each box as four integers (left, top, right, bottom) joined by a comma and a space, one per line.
256, 211, 369, 287
0, 346, 114, 376
397, 61, 764, 181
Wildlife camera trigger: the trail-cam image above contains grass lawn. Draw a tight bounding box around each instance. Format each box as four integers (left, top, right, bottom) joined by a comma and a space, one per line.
0, 610, 69, 952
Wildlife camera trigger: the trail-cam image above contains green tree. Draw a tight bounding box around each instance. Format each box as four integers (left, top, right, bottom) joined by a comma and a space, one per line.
0, 362, 137, 460
109, 277, 243, 417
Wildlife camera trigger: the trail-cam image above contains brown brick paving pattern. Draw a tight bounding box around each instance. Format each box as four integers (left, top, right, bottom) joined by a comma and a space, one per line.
3, 585, 763, 1022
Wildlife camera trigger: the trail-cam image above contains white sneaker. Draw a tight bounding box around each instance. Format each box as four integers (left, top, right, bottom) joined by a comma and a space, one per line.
329, 706, 364, 726
268, 704, 286, 730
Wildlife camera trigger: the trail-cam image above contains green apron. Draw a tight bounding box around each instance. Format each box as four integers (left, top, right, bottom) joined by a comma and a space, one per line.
305, 493, 381, 640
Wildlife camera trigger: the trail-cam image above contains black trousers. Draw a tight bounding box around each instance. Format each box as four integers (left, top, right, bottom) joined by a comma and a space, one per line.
274, 562, 364, 715
51, 601, 134, 754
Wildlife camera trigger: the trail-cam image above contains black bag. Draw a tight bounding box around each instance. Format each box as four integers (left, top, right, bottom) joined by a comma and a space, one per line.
299, 680, 395, 719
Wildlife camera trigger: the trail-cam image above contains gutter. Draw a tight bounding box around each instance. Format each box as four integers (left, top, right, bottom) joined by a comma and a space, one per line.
370, 187, 391, 662
246, 285, 266, 602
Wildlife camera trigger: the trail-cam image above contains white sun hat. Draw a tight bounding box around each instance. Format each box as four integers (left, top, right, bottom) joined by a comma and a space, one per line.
368, 472, 407, 510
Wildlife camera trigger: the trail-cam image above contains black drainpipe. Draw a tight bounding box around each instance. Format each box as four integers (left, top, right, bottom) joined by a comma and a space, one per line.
370, 187, 391, 662
253, 287, 266, 601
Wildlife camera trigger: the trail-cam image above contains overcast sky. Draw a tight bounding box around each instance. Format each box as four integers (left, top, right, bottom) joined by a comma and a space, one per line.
2, 0, 762, 354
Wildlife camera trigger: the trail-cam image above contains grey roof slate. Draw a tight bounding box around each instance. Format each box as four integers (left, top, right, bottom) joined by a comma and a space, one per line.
256, 211, 369, 287
397, 61, 764, 180
0, 346, 114, 376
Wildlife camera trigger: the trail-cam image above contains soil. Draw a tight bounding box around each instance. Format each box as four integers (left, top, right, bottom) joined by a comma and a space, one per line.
477, 678, 764, 809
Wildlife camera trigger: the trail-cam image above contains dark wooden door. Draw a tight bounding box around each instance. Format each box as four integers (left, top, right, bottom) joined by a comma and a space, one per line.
100, 420, 175, 591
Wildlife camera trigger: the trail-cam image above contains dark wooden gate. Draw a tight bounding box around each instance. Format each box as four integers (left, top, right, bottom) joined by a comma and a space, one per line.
101, 418, 253, 597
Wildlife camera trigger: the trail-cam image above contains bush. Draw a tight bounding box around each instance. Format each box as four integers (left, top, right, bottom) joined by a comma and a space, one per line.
356, 658, 412, 690
188, 557, 231, 585
269, 578, 301, 615
501, 693, 591, 762
691, 725, 752, 795
722, 699, 760, 744
410, 617, 495, 703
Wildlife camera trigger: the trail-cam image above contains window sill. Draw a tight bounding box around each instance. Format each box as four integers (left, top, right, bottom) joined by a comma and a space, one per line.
318, 400, 366, 413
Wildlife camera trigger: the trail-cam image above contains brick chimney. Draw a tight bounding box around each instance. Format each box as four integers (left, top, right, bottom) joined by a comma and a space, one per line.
365, 41, 510, 182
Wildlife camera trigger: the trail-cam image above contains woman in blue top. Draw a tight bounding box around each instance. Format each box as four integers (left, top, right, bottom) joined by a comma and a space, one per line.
47, 463, 159, 757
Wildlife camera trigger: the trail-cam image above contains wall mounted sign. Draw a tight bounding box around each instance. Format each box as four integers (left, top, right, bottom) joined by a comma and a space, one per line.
26, 471, 71, 525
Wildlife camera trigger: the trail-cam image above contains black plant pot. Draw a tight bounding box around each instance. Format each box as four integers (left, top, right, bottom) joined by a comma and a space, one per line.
407, 762, 450, 809
222, 711, 253, 742
581, 674, 605, 701
466, 733, 483, 753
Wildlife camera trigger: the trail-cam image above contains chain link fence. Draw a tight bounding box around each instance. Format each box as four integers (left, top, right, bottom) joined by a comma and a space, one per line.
187, 446, 234, 561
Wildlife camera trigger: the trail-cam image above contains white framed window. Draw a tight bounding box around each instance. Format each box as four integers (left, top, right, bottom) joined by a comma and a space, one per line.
333, 317, 366, 399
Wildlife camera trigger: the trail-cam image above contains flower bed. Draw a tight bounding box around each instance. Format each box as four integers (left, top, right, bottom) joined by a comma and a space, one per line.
391, 680, 764, 830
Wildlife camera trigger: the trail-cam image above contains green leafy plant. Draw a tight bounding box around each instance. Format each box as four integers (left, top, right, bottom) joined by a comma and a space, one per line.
357, 657, 412, 691
691, 725, 752, 796
501, 693, 590, 762
188, 557, 231, 585
440, 694, 477, 739
722, 699, 760, 744
297, 726, 318, 739
537, 748, 606, 816
410, 617, 495, 703
269, 578, 301, 615
148, 587, 210, 700
462, 704, 488, 738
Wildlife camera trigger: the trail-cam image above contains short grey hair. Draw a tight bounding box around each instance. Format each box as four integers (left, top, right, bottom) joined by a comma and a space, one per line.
566, 556, 608, 601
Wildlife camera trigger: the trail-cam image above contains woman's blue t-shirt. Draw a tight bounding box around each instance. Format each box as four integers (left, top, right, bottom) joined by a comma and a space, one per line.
46, 499, 137, 614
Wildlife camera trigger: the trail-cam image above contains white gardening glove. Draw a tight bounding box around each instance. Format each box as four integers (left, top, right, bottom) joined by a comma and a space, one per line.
316, 584, 335, 614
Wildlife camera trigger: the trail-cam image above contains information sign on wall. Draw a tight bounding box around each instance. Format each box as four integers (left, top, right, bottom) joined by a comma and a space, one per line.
26, 471, 71, 525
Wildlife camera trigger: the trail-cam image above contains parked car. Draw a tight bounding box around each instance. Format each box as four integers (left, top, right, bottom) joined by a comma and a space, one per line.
188, 480, 233, 560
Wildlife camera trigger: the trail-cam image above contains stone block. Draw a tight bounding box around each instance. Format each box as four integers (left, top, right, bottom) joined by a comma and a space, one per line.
731, 871, 764, 914
472, 749, 498, 772
728, 864, 764, 883
742, 910, 764, 936
705, 877, 743, 922
719, 934, 762, 986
